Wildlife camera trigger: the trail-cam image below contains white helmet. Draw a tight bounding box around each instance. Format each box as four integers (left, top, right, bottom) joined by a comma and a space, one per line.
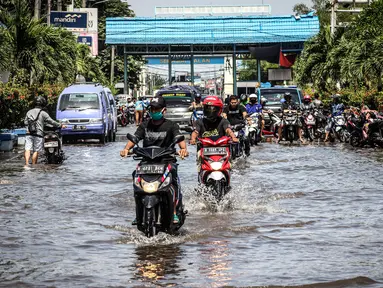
249, 94, 257, 100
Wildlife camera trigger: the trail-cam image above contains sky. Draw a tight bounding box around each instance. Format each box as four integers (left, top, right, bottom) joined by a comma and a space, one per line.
128, 0, 313, 17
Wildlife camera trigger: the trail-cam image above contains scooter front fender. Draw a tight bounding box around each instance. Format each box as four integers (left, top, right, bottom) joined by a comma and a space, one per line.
207, 171, 226, 182
142, 195, 160, 209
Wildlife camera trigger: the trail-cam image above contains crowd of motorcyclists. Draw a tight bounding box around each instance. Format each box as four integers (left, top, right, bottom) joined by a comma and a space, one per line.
117, 96, 151, 127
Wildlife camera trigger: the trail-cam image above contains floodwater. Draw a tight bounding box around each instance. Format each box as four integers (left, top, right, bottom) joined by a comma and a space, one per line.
1, 129, 383, 287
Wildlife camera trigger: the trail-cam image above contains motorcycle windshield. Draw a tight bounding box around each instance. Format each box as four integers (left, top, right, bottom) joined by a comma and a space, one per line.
134, 146, 176, 160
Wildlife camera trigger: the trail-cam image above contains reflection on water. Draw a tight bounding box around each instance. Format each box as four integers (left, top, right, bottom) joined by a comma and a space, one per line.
133, 245, 183, 285
199, 240, 232, 287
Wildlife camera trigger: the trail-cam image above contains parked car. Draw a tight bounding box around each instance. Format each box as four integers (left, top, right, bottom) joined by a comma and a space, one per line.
104, 87, 117, 142
156, 91, 193, 130
56, 83, 113, 144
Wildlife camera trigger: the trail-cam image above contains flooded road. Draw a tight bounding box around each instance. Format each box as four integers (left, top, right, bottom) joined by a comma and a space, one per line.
1, 128, 383, 287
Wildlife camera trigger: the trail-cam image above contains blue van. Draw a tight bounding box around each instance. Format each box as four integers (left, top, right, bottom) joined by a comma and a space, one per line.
56, 83, 113, 144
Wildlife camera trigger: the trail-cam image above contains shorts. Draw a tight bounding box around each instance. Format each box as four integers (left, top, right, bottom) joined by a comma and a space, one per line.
25, 135, 44, 152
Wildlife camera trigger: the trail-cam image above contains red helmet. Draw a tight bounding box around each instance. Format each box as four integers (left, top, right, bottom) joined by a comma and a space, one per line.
203, 96, 223, 121
303, 95, 311, 102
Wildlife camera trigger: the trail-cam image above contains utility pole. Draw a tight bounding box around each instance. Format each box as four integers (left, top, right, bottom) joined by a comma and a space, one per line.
110, 45, 115, 85
331, 0, 373, 35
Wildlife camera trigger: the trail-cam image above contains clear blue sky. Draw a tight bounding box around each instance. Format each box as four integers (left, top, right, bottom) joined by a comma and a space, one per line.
128, 0, 313, 17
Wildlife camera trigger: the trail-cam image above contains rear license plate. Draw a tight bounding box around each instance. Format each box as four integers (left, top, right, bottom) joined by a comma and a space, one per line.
203, 147, 227, 156
137, 164, 165, 175
44, 141, 59, 148
72, 125, 87, 131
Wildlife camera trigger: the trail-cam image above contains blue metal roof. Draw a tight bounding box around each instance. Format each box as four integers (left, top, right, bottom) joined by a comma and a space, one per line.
106, 15, 319, 45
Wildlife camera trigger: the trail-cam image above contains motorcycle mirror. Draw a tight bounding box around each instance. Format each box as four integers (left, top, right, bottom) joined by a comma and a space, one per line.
171, 135, 185, 147
183, 126, 194, 133
127, 133, 139, 144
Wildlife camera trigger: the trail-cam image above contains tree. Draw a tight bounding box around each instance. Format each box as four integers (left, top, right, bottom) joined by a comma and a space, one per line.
293, 3, 310, 15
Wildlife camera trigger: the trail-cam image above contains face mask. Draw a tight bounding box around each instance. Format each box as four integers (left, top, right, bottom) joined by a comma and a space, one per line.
150, 111, 163, 121
250, 100, 257, 104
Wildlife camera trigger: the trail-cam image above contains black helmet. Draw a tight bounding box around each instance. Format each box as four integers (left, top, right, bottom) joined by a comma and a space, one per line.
284, 92, 292, 101
240, 94, 248, 103
35, 96, 47, 107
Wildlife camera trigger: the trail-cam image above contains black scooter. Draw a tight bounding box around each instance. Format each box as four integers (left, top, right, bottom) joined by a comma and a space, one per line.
127, 133, 187, 237
44, 128, 65, 164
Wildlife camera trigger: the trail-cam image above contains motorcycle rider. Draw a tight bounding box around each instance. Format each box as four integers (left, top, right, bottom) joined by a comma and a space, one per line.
222, 95, 250, 156
134, 97, 145, 126
324, 94, 345, 142
120, 97, 189, 224
190, 96, 238, 144
239, 94, 248, 106
189, 94, 203, 112
246, 94, 264, 137
278, 92, 304, 143
24, 96, 66, 166
313, 93, 324, 110
261, 97, 281, 130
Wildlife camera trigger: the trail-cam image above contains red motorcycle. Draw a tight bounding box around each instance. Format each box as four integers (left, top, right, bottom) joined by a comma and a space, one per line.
198, 136, 231, 201
117, 105, 128, 127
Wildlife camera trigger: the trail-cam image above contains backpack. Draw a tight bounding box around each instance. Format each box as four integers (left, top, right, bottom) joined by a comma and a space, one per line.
27, 109, 42, 135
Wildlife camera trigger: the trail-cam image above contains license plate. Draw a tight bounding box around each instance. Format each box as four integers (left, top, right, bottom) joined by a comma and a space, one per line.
72, 125, 87, 131
44, 141, 59, 148
136, 164, 165, 175
306, 120, 316, 125
203, 147, 227, 156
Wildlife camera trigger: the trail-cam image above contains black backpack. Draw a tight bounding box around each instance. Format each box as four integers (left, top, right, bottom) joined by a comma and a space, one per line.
27, 109, 42, 135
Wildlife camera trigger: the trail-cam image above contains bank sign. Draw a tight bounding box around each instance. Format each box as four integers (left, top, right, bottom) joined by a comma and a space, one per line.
50, 12, 88, 29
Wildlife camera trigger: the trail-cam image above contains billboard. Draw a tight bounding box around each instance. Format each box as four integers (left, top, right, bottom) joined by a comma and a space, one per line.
77, 36, 92, 46
268, 68, 292, 81
50, 11, 88, 30
77, 8, 98, 33
75, 32, 98, 56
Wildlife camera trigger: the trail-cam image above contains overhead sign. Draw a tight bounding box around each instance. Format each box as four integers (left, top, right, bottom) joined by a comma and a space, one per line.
77, 8, 98, 33
50, 11, 88, 30
77, 36, 92, 46
147, 57, 224, 65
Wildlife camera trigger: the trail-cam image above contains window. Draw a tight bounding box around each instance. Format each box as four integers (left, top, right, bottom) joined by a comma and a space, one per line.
260, 89, 300, 105
59, 93, 100, 110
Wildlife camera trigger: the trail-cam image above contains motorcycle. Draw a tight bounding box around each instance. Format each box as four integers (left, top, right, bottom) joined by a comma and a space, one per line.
328, 115, 349, 143
348, 114, 383, 147
197, 136, 231, 201
282, 109, 299, 143
117, 105, 128, 127
303, 110, 316, 141
314, 109, 326, 139
127, 133, 186, 237
230, 123, 249, 159
247, 113, 261, 146
44, 128, 65, 164
127, 105, 135, 124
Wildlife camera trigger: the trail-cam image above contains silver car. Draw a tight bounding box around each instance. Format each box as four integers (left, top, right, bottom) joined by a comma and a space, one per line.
163, 96, 193, 129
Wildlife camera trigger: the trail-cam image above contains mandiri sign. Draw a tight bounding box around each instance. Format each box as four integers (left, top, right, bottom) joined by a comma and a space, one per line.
50, 12, 88, 30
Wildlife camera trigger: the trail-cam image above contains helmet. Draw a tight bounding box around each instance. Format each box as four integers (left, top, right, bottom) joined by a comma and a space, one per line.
195, 94, 202, 101
249, 94, 257, 100
303, 95, 311, 103
203, 96, 223, 122
260, 97, 268, 106
35, 96, 47, 107
284, 92, 292, 101
240, 94, 248, 103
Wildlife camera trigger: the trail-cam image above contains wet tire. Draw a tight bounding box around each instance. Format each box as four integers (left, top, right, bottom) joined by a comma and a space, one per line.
288, 130, 294, 143
350, 134, 361, 147
112, 131, 116, 142
145, 207, 158, 238
47, 153, 55, 164
108, 130, 112, 142
99, 134, 106, 144
308, 128, 315, 142
213, 180, 225, 201
119, 118, 127, 127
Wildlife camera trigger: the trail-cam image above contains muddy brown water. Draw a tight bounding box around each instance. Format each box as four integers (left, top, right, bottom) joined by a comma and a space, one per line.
1, 128, 383, 287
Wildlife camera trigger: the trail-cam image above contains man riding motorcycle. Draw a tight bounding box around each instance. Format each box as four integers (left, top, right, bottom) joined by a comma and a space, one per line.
246, 94, 264, 137
190, 96, 238, 144
222, 95, 250, 156
278, 92, 304, 143
313, 93, 324, 110
239, 94, 248, 106
189, 94, 203, 112
120, 97, 189, 224
324, 94, 345, 142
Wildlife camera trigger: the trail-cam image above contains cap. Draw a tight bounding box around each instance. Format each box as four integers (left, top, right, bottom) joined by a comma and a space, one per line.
150, 96, 166, 108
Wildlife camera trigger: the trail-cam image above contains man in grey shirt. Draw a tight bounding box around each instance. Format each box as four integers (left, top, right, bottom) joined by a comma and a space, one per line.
24, 96, 66, 166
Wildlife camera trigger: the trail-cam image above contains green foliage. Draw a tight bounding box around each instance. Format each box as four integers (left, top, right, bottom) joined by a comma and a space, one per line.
295, 0, 383, 109
293, 3, 310, 15
238, 59, 278, 82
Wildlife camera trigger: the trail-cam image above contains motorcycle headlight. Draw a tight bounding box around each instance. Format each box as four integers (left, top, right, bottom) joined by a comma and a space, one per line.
159, 175, 172, 189
141, 179, 160, 193
210, 161, 223, 171
89, 118, 103, 123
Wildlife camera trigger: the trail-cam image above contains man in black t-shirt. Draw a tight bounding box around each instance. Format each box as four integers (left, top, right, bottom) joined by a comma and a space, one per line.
222, 95, 248, 126
120, 97, 188, 224
189, 96, 238, 144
